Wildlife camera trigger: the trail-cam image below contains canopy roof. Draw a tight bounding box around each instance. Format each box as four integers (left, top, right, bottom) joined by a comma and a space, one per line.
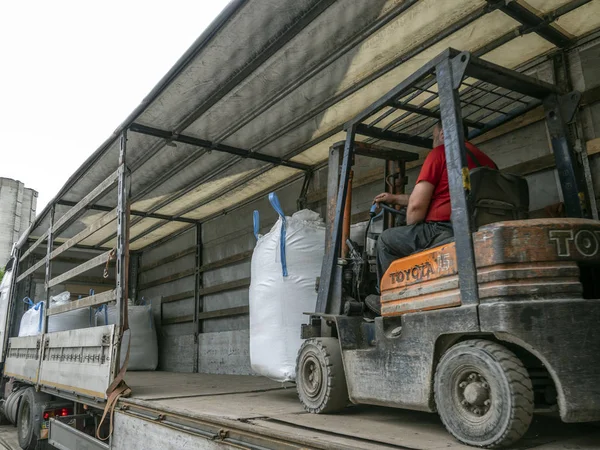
25, 0, 600, 251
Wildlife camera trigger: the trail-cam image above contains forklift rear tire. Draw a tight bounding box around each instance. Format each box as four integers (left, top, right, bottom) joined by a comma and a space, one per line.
296, 338, 348, 414
434, 339, 534, 448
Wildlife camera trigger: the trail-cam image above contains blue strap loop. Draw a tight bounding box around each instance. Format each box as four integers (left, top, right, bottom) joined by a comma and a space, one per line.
36, 302, 44, 332
23, 297, 34, 308
253, 210, 260, 240
268, 192, 288, 277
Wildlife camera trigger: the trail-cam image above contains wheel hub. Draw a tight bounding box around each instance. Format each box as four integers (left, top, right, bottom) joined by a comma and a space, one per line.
458, 372, 491, 416
301, 354, 323, 399
20, 401, 30, 437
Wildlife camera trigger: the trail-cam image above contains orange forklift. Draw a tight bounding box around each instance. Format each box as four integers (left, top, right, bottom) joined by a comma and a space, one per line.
296, 49, 600, 448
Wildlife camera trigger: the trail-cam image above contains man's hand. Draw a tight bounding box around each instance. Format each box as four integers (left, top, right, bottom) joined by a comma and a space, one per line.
374, 192, 396, 207
373, 192, 410, 209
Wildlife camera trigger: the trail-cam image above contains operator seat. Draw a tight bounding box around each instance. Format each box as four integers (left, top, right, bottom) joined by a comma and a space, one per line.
419, 167, 529, 251
468, 166, 529, 228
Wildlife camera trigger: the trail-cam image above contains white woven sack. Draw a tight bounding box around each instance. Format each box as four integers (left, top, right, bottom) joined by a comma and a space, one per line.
249, 200, 325, 382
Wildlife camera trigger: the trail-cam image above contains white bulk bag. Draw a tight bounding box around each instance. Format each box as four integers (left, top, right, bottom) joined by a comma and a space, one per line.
18, 298, 45, 337
47, 292, 92, 333
97, 303, 158, 371
249, 193, 326, 382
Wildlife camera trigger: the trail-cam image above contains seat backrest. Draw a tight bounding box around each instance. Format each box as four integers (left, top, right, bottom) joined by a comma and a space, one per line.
468, 166, 529, 228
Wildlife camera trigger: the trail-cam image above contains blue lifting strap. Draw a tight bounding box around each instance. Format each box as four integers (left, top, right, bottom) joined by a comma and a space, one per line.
268, 192, 288, 277
253, 210, 260, 240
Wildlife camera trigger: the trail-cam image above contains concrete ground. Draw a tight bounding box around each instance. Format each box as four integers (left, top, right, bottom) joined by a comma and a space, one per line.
0, 425, 19, 450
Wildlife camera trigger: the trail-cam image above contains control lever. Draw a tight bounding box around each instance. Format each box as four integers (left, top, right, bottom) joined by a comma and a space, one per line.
372, 202, 405, 216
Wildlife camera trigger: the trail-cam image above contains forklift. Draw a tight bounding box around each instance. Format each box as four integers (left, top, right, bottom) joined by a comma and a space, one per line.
295, 48, 600, 448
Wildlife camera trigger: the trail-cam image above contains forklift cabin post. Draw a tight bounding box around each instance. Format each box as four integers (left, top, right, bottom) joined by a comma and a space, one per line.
435, 53, 479, 306
316, 131, 356, 316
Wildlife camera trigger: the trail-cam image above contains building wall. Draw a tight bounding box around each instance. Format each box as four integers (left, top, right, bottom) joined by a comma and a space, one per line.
0, 178, 37, 267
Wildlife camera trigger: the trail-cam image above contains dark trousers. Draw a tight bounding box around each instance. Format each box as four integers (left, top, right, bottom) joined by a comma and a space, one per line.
376, 222, 454, 288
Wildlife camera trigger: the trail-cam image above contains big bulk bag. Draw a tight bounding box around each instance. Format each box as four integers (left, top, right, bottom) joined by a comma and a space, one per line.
18, 298, 45, 337
249, 193, 326, 382
97, 302, 158, 371
47, 292, 92, 333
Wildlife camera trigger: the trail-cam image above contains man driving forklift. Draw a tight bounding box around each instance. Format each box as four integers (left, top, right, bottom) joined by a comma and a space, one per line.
366, 120, 497, 315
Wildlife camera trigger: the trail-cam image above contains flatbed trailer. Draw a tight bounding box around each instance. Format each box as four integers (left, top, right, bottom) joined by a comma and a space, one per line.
115, 373, 600, 450
2, 1, 600, 449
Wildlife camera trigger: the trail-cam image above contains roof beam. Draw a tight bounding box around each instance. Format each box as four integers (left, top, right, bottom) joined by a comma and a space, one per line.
129, 123, 311, 171
495, 0, 572, 48
355, 124, 433, 148
56, 200, 197, 224
392, 101, 486, 129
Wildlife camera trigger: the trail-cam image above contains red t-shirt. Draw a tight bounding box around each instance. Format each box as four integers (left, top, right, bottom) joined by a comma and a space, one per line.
416, 142, 496, 222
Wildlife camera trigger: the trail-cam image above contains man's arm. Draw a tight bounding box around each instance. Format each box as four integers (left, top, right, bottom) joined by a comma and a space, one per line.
406, 181, 434, 225
373, 192, 410, 207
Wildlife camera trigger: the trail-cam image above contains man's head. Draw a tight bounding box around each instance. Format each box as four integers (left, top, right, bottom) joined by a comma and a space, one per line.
432, 120, 444, 148
432, 120, 469, 148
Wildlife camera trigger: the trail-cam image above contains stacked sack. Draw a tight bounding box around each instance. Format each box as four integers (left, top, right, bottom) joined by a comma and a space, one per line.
19, 291, 93, 336
97, 300, 158, 371
48, 292, 92, 333
249, 193, 326, 382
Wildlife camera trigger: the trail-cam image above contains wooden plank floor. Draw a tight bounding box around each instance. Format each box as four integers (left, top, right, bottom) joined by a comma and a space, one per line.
122, 372, 600, 450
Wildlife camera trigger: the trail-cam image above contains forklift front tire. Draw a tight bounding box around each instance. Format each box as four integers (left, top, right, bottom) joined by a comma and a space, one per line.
434, 339, 534, 448
297, 338, 349, 414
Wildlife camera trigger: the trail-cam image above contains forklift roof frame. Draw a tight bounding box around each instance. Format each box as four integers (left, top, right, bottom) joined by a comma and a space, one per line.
316, 47, 588, 314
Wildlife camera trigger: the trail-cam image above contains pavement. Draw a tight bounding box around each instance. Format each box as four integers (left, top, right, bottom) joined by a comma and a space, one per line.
0, 425, 19, 450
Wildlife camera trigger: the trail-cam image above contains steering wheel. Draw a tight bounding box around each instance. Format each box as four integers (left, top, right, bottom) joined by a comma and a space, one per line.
370, 202, 406, 217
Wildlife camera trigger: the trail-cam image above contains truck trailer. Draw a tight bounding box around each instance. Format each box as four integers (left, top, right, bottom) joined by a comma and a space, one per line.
1, 1, 600, 449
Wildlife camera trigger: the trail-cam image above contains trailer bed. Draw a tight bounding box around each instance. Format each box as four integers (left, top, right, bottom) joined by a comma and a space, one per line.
115, 372, 600, 450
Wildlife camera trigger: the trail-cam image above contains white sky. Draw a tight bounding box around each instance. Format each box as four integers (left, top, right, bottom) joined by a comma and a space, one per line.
0, 0, 231, 213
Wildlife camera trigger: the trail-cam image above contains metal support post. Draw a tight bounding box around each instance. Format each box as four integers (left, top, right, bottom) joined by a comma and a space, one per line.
297, 171, 313, 211
128, 252, 140, 302
4, 249, 21, 353
383, 160, 406, 229
115, 130, 130, 375
43, 205, 56, 333
543, 93, 587, 218
436, 55, 480, 307
193, 223, 203, 373
315, 130, 355, 314
574, 117, 599, 219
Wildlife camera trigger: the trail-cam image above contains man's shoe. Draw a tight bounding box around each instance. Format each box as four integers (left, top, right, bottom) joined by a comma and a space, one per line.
365, 294, 381, 315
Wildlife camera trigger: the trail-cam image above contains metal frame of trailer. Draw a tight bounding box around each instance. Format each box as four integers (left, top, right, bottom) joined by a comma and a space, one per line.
2, 0, 600, 448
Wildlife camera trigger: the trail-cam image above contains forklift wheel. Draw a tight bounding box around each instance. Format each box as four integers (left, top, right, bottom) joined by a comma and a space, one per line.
296, 338, 348, 414
434, 339, 534, 448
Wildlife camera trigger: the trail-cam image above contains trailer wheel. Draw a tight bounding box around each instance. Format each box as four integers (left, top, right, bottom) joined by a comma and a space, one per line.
17, 388, 52, 450
434, 339, 534, 448
296, 338, 348, 414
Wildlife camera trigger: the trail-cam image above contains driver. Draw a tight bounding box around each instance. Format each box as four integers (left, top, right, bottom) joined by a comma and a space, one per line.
365, 120, 497, 315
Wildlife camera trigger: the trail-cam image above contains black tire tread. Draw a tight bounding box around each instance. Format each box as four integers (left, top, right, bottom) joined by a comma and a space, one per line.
297, 338, 349, 414
435, 339, 534, 449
